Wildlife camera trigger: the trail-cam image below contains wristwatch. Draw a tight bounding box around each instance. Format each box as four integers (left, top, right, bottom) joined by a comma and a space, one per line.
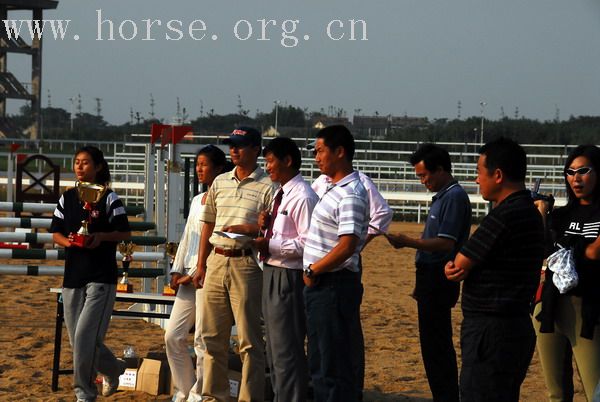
303, 265, 314, 278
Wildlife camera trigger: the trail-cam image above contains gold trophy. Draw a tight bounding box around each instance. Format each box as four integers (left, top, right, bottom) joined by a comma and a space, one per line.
70, 181, 107, 248
117, 241, 135, 293
162, 242, 179, 296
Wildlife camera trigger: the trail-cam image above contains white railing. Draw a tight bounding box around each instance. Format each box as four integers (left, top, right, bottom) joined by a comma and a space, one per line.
0, 137, 579, 218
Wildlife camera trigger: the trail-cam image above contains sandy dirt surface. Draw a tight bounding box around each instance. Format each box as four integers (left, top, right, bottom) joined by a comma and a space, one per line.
0, 222, 587, 401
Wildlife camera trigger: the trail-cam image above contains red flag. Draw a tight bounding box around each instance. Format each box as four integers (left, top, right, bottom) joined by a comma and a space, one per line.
172, 125, 193, 144
10, 143, 21, 153
151, 123, 170, 144
160, 126, 173, 148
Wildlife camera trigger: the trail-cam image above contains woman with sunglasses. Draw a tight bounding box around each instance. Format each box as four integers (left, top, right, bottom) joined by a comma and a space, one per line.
534, 144, 600, 402
164, 145, 231, 402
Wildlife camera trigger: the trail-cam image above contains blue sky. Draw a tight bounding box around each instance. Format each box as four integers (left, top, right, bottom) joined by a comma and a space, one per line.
7, 0, 600, 124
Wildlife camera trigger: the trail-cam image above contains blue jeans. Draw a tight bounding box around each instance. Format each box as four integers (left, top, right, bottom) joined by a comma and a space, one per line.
304, 269, 361, 402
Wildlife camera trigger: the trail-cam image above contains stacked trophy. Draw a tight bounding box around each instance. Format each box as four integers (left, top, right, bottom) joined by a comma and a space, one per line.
117, 241, 135, 293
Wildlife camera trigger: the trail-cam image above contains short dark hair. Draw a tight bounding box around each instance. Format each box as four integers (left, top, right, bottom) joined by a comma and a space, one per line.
262, 137, 302, 170
479, 137, 526, 182
196, 144, 234, 173
563, 144, 600, 207
409, 143, 452, 173
315, 125, 355, 161
74, 146, 111, 185
197, 144, 227, 167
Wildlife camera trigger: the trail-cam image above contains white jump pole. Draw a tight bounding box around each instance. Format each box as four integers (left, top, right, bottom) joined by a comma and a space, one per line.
0, 265, 64, 275
0, 248, 164, 262
6, 151, 14, 203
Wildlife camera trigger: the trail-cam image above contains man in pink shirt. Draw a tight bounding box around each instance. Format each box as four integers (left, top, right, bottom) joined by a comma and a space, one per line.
254, 137, 318, 402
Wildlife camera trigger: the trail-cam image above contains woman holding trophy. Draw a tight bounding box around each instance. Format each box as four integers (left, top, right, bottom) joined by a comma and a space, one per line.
50, 146, 131, 402
165, 144, 231, 402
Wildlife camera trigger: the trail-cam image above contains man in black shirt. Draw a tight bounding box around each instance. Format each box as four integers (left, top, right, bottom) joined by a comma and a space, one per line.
445, 138, 544, 402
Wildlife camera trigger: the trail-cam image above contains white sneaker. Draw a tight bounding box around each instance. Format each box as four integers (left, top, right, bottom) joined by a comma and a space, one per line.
101, 358, 127, 397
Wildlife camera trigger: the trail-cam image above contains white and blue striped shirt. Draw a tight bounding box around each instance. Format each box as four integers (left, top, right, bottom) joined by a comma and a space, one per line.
303, 171, 369, 272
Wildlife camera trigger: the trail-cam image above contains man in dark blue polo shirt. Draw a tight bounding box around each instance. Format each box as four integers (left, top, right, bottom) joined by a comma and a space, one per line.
387, 144, 471, 402
445, 138, 544, 402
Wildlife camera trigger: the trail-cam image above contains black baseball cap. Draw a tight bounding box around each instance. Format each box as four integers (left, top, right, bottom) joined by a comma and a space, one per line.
223, 127, 262, 147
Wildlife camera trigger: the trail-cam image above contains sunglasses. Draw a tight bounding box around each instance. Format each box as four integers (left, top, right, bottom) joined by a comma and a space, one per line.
564, 166, 593, 176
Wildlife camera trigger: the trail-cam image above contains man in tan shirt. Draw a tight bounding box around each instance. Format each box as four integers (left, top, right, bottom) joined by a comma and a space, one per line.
193, 127, 274, 402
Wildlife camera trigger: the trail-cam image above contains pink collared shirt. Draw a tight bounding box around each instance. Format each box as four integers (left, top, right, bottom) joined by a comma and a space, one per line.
265, 173, 319, 270
312, 172, 393, 234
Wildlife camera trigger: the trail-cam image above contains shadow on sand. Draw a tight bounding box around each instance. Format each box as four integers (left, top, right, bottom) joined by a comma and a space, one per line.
363, 389, 433, 402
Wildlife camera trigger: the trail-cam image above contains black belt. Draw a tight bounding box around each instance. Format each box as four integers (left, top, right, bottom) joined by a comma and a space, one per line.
214, 247, 253, 257
315, 269, 359, 286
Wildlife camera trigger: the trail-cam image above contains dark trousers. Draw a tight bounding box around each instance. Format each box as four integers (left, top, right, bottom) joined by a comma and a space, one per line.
417, 301, 459, 402
415, 262, 460, 402
351, 283, 365, 401
262, 265, 308, 402
460, 314, 536, 402
304, 269, 362, 402
352, 262, 365, 401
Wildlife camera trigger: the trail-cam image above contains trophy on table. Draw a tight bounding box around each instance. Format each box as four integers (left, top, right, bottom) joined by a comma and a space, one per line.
70, 181, 107, 248
162, 242, 179, 296
117, 241, 135, 293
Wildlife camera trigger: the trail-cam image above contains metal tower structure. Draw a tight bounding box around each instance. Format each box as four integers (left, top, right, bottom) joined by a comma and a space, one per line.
0, 0, 58, 139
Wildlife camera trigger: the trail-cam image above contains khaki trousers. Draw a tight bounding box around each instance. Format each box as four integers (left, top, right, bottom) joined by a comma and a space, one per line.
533, 296, 600, 402
201, 251, 264, 402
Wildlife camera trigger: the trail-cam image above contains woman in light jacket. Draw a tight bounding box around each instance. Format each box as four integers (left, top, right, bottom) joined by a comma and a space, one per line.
165, 145, 230, 402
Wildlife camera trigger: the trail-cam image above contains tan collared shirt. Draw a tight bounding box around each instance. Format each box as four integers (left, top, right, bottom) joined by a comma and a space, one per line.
200, 166, 275, 249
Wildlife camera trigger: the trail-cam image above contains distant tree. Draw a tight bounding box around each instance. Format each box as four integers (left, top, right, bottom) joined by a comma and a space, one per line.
6, 104, 600, 145
255, 105, 306, 129
191, 113, 255, 132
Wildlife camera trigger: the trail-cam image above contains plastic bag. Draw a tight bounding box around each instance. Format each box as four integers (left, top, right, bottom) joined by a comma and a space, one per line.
546, 246, 578, 294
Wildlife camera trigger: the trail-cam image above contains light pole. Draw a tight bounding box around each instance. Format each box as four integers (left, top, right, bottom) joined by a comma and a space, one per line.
68, 97, 74, 132
274, 100, 280, 134
479, 101, 487, 145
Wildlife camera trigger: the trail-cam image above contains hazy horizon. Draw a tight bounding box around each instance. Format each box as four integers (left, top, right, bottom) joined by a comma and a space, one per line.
5, 0, 600, 125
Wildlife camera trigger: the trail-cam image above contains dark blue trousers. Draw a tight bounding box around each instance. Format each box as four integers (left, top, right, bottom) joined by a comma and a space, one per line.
414, 262, 460, 402
304, 270, 362, 402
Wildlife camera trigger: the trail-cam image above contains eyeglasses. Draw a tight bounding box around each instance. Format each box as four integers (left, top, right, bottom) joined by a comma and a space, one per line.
564, 167, 593, 176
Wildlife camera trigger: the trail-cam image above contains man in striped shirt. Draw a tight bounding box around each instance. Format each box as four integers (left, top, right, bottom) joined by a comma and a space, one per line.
445, 138, 544, 402
193, 127, 274, 402
308, 141, 393, 401
303, 125, 370, 402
